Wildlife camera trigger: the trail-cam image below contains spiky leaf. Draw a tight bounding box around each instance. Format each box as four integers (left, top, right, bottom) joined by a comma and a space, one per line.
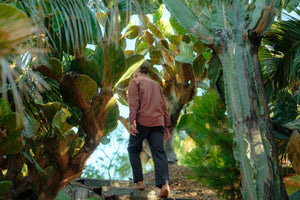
273, 91, 298, 124
163, 0, 213, 44
169, 16, 187, 35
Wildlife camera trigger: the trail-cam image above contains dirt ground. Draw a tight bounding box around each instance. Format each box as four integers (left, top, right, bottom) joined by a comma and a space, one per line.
143, 165, 219, 200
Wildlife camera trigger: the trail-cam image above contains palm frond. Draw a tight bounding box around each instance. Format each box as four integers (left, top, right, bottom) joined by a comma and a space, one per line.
263, 14, 300, 92
17, 0, 102, 55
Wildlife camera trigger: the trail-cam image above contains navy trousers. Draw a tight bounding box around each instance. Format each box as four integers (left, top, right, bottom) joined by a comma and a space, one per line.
127, 122, 169, 188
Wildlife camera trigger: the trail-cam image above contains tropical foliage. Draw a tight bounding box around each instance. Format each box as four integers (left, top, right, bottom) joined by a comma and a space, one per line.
0, 1, 155, 199
178, 90, 242, 199
0, 0, 299, 199
162, 0, 298, 199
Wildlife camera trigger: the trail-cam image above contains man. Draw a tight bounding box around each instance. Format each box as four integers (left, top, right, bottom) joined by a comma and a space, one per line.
127, 61, 171, 198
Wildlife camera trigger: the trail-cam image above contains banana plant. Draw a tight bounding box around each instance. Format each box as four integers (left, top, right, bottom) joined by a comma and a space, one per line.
162, 0, 299, 199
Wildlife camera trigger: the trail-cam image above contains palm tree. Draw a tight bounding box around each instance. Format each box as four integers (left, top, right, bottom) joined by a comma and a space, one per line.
0, 0, 160, 199
262, 12, 300, 95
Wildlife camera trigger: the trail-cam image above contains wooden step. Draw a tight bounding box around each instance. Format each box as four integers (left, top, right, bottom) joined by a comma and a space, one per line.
75, 178, 153, 188
101, 186, 181, 198
103, 195, 194, 200
61, 179, 195, 200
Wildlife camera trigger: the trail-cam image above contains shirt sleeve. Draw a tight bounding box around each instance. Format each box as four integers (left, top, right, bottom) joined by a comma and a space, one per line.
128, 79, 139, 125
160, 87, 171, 132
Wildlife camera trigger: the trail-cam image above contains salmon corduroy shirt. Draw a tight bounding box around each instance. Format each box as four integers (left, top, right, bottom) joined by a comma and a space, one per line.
128, 74, 171, 131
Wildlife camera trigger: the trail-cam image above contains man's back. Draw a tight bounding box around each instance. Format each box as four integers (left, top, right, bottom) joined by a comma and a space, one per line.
128, 74, 167, 128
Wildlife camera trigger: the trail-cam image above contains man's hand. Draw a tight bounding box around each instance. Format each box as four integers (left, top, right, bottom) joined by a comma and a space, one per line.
130, 120, 139, 136
164, 130, 170, 142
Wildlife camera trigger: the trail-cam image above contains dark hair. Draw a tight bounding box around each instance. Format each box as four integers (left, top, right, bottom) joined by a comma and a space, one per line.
139, 61, 150, 74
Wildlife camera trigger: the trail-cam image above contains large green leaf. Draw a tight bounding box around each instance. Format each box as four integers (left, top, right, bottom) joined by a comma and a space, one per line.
175, 42, 194, 64
273, 91, 298, 124
0, 98, 12, 123
0, 181, 13, 196
124, 25, 140, 39
52, 108, 73, 136
0, 113, 24, 156
207, 54, 222, 87
147, 22, 164, 40
142, 30, 155, 46
48, 58, 63, 78
113, 54, 145, 89
0, 3, 32, 57
152, 4, 164, 24
36, 102, 61, 122
94, 42, 126, 88
23, 114, 40, 138
103, 96, 119, 135
60, 74, 97, 109
119, 0, 160, 14
70, 56, 101, 86
150, 48, 164, 65
155, 18, 173, 38
192, 55, 206, 80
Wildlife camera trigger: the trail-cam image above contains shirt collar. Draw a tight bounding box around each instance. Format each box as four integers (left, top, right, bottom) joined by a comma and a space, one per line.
139, 73, 149, 78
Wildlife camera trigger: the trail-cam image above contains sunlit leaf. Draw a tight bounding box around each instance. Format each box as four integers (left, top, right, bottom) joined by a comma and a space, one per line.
155, 18, 173, 38
175, 42, 194, 64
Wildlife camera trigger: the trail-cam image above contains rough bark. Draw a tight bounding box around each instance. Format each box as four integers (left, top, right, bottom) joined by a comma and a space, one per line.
218, 33, 286, 199
249, 30, 288, 200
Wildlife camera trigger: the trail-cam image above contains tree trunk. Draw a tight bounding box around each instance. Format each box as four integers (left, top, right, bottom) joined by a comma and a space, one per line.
33, 91, 114, 200
249, 31, 288, 199
164, 128, 178, 164
218, 32, 287, 199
